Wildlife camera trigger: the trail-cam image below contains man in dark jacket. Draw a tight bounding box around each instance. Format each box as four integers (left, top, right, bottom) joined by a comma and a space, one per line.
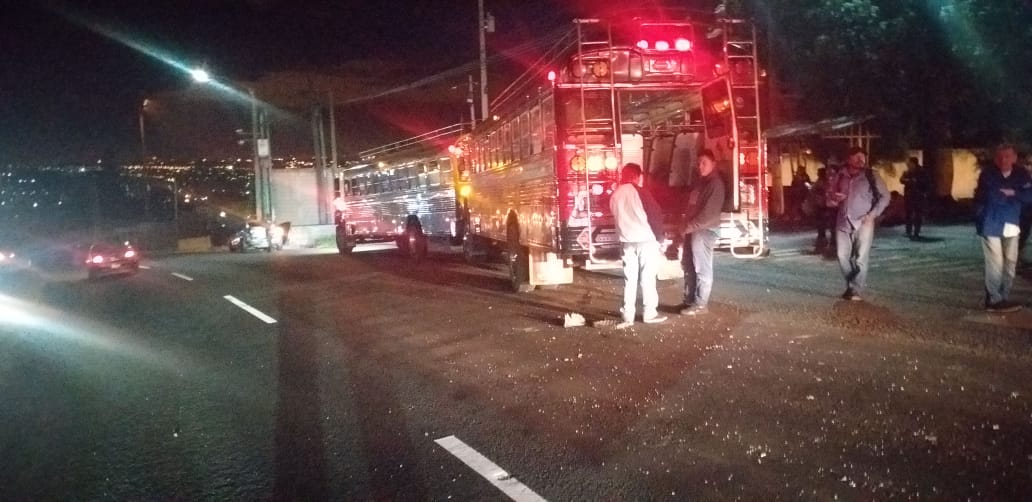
900, 157, 931, 239
974, 144, 1031, 312
680, 149, 725, 315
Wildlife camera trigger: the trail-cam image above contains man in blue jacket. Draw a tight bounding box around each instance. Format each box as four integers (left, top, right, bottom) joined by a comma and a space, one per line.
975, 144, 1030, 313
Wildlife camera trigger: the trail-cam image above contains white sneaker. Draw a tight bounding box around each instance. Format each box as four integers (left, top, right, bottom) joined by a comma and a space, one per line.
643, 315, 667, 324
615, 321, 634, 329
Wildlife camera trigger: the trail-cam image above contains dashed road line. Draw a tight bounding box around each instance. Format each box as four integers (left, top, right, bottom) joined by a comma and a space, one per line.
434, 435, 547, 502
223, 295, 277, 324
171, 272, 194, 281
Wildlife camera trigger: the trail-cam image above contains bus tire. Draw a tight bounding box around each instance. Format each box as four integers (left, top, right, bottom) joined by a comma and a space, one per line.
507, 224, 533, 293
463, 233, 486, 264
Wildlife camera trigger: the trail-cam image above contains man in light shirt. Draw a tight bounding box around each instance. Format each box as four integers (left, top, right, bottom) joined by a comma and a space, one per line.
974, 144, 1031, 312
609, 163, 667, 328
829, 147, 890, 301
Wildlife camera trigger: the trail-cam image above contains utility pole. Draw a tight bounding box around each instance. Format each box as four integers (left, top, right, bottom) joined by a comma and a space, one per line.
328, 91, 338, 171
249, 88, 263, 221
138, 100, 148, 162
467, 75, 477, 130
478, 0, 494, 122
312, 104, 329, 225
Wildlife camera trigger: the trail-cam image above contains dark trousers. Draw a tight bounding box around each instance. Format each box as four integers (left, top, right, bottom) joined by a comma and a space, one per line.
904, 198, 924, 237
815, 207, 836, 249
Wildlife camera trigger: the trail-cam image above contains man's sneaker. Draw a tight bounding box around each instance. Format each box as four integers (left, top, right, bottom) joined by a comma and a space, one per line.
986, 301, 1022, 313
643, 315, 667, 324
841, 289, 862, 301
615, 320, 634, 329
680, 305, 708, 316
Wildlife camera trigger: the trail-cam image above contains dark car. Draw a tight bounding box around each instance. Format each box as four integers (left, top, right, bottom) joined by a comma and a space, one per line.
86, 240, 140, 279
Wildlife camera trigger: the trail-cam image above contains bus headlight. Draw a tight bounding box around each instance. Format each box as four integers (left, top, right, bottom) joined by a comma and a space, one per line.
586, 155, 604, 172
459, 185, 472, 198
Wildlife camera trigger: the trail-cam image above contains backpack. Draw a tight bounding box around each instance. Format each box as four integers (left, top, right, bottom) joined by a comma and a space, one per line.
864, 168, 882, 211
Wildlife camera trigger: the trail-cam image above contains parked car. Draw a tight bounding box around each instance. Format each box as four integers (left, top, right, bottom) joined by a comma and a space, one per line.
229, 222, 273, 252
86, 240, 140, 279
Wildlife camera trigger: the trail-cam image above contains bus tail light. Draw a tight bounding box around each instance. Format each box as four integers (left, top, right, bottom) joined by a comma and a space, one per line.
675, 38, 692, 51
654, 40, 670, 51
586, 155, 604, 172
636, 40, 649, 50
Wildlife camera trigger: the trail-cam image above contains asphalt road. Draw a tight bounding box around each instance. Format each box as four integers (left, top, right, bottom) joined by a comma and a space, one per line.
1, 224, 1031, 500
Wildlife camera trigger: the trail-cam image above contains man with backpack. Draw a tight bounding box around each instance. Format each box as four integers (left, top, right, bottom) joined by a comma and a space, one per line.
610, 163, 667, 328
829, 147, 890, 301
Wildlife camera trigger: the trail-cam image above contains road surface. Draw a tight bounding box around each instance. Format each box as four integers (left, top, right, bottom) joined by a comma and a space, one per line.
1, 224, 1030, 500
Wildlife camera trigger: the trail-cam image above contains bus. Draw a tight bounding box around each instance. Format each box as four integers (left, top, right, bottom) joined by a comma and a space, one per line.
334, 124, 468, 256
455, 14, 767, 291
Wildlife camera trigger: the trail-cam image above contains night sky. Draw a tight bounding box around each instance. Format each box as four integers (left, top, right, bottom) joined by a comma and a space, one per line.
0, 0, 644, 164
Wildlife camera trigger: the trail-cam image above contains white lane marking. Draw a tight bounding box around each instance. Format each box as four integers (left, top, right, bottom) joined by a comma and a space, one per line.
171, 272, 194, 281
138, 265, 151, 270
223, 295, 277, 324
434, 435, 547, 502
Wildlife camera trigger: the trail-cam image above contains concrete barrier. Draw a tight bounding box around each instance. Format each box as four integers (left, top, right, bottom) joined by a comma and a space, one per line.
176, 236, 211, 253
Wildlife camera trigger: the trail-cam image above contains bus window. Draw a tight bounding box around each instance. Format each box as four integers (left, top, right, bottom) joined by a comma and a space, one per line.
530, 106, 543, 154
542, 96, 555, 151
557, 90, 614, 145
520, 112, 532, 158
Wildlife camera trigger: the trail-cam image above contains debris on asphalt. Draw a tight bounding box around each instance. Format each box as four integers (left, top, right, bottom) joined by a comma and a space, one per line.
563, 312, 586, 327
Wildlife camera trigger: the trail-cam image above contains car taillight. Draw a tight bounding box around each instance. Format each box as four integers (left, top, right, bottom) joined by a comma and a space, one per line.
124, 250, 136, 258
90, 255, 104, 264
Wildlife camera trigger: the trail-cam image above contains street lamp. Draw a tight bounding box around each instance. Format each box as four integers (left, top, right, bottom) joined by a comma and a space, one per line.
189, 68, 211, 84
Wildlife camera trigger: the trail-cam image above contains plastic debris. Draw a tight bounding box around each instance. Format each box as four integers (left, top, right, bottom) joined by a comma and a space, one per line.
563, 312, 586, 327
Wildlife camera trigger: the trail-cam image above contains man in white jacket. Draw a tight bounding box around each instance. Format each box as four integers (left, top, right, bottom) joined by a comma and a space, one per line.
609, 163, 667, 328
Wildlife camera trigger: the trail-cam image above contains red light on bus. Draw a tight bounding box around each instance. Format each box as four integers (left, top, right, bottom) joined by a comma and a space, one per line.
636, 40, 649, 50
675, 38, 692, 51
547, 70, 556, 82
654, 40, 670, 51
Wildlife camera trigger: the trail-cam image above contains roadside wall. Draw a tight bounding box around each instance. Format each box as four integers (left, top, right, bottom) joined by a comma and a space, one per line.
271, 169, 320, 226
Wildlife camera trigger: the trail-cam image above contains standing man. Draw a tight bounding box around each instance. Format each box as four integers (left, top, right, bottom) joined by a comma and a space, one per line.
830, 147, 890, 301
680, 149, 725, 315
610, 163, 667, 328
900, 156, 931, 240
974, 144, 1030, 313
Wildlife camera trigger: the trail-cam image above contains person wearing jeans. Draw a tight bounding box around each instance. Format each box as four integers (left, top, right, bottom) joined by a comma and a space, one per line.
974, 144, 1031, 312
610, 163, 667, 327
680, 149, 725, 315
831, 147, 890, 301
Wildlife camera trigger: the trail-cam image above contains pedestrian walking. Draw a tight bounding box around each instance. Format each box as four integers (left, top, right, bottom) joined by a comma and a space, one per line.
810, 167, 833, 252
610, 163, 667, 328
788, 165, 812, 225
900, 156, 931, 239
830, 147, 890, 301
974, 144, 1031, 313
680, 150, 725, 315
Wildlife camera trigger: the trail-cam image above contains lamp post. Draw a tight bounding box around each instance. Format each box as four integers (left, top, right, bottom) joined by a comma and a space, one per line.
138, 98, 150, 162
191, 68, 270, 221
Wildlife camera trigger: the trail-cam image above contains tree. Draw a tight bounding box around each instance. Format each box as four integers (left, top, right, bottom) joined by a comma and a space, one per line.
730, 0, 1032, 156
